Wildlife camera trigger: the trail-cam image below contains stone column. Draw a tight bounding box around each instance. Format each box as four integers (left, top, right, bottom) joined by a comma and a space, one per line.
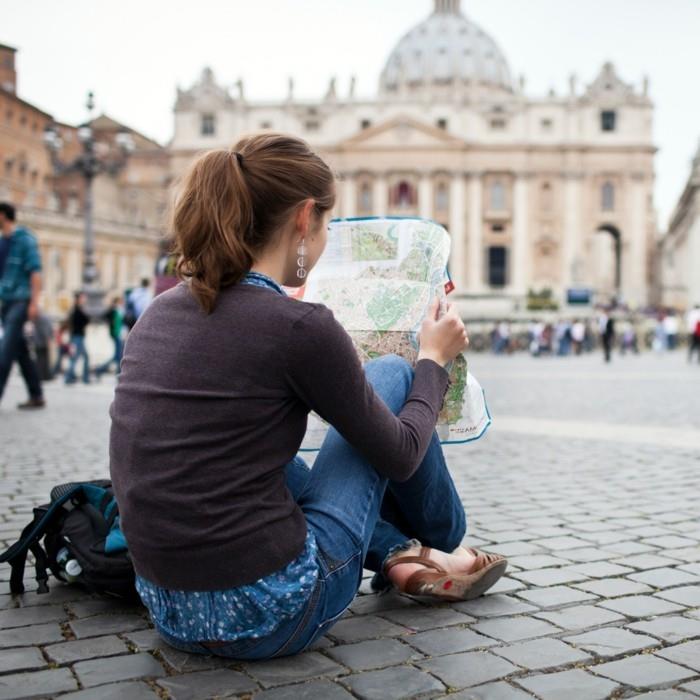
624, 175, 648, 307
341, 175, 356, 219
511, 174, 530, 296
562, 174, 584, 296
467, 173, 483, 291
449, 173, 467, 290
373, 174, 389, 217
419, 172, 433, 220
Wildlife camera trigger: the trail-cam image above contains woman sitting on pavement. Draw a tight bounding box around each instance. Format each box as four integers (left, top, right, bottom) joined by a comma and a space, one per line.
109, 134, 507, 660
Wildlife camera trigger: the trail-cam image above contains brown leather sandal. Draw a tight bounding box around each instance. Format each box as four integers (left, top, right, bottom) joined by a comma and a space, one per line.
384, 546, 508, 602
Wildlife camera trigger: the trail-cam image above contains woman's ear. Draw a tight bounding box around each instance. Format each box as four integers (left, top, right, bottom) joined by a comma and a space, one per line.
294, 199, 316, 239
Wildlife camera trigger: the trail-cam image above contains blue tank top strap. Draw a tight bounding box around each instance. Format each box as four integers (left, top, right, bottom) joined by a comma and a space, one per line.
240, 271, 286, 297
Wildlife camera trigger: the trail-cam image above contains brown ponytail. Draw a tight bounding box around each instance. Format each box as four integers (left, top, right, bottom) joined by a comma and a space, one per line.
172, 133, 335, 313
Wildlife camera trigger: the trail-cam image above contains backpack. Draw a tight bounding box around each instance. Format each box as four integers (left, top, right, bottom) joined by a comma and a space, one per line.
0, 480, 136, 599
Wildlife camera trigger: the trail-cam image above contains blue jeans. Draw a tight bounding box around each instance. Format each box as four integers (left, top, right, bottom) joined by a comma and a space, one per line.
0, 300, 43, 400
155, 355, 466, 659
97, 336, 123, 375
65, 335, 90, 383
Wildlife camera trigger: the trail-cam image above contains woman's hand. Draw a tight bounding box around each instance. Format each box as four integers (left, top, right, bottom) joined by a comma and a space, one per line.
417, 298, 469, 367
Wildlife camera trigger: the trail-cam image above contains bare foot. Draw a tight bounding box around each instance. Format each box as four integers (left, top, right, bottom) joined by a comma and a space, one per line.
386, 544, 478, 590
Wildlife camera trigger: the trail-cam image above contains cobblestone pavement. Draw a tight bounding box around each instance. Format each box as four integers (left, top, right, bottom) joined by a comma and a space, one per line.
0, 351, 699, 699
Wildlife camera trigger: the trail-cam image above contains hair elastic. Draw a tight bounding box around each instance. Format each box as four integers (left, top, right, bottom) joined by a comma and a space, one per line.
234, 151, 244, 166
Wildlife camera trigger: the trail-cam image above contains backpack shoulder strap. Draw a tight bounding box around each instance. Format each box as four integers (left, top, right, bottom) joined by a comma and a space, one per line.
0, 485, 82, 595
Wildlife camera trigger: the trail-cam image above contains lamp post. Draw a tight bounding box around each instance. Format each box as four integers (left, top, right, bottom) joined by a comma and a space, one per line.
43, 91, 134, 317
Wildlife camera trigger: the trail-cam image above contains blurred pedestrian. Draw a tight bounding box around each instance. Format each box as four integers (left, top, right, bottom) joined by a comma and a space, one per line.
495, 321, 510, 354
663, 312, 679, 350
64, 292, 90, 385
52, 320, 71, 378
620, 320, 639, 355
126, 278, 153, 328
95, 296, 125, 377
571, 319, 585, 355
0, 202, 45, 409
555, 320, 571, 356
687, 305, 700, 363
600, 311, 615, 363
652, 314, 668, 354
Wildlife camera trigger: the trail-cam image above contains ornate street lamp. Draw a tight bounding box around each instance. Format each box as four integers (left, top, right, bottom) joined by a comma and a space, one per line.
43, 91, 134, 316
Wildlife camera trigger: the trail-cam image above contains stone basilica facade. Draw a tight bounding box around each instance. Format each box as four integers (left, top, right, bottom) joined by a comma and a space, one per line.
170, 0, 657, 310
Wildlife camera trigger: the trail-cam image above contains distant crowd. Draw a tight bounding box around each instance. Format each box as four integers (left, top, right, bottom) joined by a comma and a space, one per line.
490, 306, 700, 364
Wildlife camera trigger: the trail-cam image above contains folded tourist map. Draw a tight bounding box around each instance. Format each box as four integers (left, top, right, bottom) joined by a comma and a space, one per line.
296, 217, 491, 450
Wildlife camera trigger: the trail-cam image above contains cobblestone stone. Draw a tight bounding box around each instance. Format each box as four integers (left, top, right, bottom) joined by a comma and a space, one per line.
59, 681, 159, 700
325, 638, 420, 671
454, 594, 538, 618
253, 680, 355, 699
0, 621, 65, 648
627, 567, 700, 588
0, 668, 78, 699
597, 594, 686, 618
418, 650, 519, 689
157, 668, 259, 699
471, 615, 562, 642
655, 640, 700, 672
626, 615, 700, 643
69, 612, 150, 638
533, 604, 625, 631
563, 627, 659, 658
490, 636, 591, 670
407, 626, 496, 656
341, 666, 444, 700
378, 606, 474, 631
443, 681, 533, 699
244, 652, 345, 688
593, 655, 697, 687
44, 634, 130, 664
515, 668, 620, 700
514, 585, 598, 608
656, 584, 700, 606
572, 577, 653, 598
73, 652, 166, 687
0, 646, 46, 674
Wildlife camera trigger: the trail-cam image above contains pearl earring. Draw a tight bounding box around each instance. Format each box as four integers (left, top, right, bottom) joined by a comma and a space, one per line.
297, 239, 307, 280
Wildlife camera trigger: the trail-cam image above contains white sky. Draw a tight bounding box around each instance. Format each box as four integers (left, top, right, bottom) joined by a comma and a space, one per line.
5, 0, 700, 229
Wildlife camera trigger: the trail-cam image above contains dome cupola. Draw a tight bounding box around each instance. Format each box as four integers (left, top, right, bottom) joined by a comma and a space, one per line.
379, 0, 514, 99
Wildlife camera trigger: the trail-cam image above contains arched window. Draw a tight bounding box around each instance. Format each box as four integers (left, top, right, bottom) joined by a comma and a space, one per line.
490, 181, 506, 211
602, 182, 615, 211
435, 182, 449, 213
358, 182, 372, 213
391, 180, 417, 209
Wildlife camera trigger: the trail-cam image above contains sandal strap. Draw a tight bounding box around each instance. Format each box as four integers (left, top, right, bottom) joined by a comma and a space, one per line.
468, 547, 505, 571
384, 547, 447, 575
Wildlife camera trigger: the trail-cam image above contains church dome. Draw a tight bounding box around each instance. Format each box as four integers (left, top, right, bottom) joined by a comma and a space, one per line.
380, 0, 514, 97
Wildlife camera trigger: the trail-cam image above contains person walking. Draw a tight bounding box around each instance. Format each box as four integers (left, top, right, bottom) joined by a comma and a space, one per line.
64, 292, 90, 384
95, 296, 124, 377
600, 311, 615, 363
126, 278, 153, 327
110, 134, 507, 661
51, 320, 71, 378
687, 305, 700, 364
0, 202, 45, 409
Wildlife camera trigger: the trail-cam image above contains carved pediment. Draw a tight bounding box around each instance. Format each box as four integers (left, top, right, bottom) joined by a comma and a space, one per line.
581, 62, 645, 106
175, 67, 235, 112
340, 116, 463, 150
